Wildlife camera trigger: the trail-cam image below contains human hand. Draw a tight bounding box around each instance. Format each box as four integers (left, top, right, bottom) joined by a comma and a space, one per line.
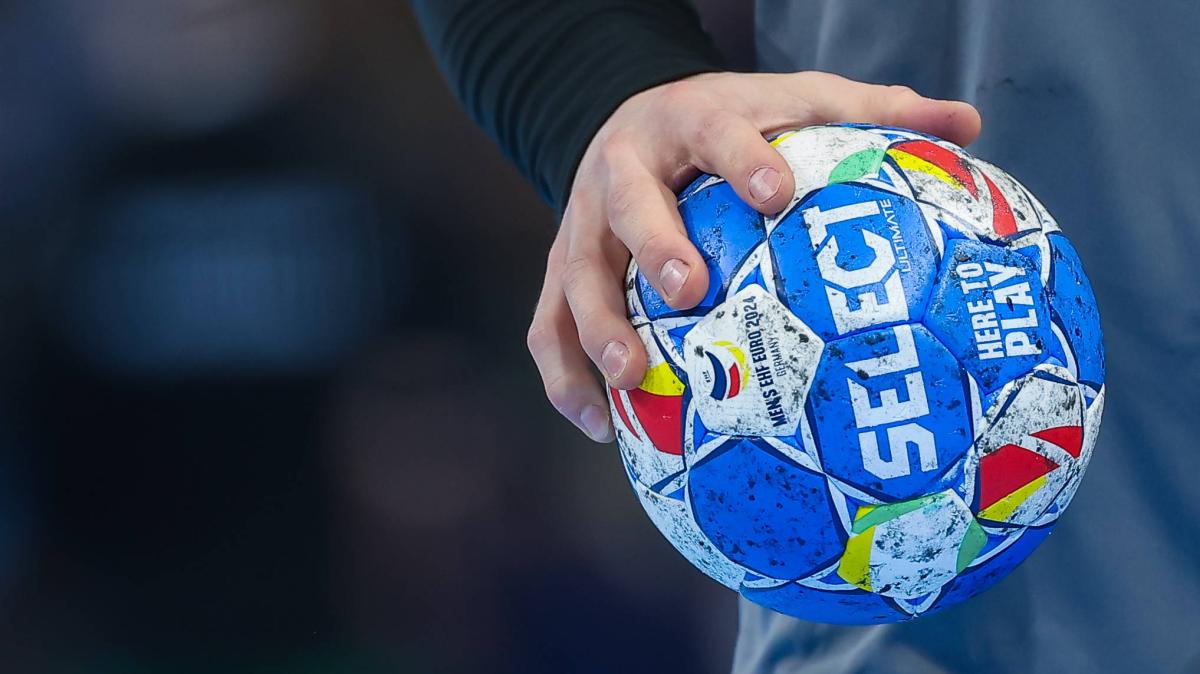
527, 71, 981, 442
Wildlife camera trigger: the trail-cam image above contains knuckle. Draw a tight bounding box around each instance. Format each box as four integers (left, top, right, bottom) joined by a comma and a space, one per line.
559, 253, 593, 294
606, 179, 639, 222
690, 109, 736, 152
791, 70, 828, 89
871, 85, 920, 123
633, 228, 673, 266
597, 129, 634, 166
747, 139, 784, 169
566, 166, 598, 205
525, 318, 553, 356
655, 80, 702, 109
570, 305, 605, 339
541, 372, 580, 414
543, 234, 566, 269
560, 194, 585, 228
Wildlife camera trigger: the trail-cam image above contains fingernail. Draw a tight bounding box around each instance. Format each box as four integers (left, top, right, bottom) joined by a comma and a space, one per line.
580, 404, 613, 443
660, 258, 691, 299
601, 341, 629, 380
748, 166, 782, 203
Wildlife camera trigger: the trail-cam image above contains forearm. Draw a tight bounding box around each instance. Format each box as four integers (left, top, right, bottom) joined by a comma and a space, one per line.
411, 0, 723, 213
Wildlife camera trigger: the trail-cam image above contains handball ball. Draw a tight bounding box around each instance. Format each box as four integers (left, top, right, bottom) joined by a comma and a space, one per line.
608, 124, 1104, 624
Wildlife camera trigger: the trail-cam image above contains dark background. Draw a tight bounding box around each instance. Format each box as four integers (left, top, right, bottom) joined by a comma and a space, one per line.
0, 1, 743, 671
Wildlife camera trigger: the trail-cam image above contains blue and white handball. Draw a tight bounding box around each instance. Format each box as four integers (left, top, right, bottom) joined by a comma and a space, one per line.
608, 124, 1105, 624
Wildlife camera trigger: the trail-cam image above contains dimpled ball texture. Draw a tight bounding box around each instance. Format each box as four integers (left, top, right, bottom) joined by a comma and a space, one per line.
608, 124, 1105, 623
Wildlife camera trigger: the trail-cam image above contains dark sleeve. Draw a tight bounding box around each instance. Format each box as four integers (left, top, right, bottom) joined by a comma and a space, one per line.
411, 0, 724, 214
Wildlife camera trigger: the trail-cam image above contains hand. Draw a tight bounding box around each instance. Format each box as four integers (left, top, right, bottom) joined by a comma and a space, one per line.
527, 71, 981, 442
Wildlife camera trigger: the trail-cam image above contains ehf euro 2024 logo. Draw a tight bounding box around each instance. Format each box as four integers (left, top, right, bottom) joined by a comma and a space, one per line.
702, 341, 749, 401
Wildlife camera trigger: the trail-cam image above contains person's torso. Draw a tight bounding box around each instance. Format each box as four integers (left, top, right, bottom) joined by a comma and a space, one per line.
736, 2, 1200, 672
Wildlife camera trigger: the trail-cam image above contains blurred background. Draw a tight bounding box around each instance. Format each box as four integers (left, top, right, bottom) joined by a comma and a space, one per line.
0, 1, 744, 671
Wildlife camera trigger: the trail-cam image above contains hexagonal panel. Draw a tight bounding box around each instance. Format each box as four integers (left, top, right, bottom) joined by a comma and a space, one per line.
636, 179, 765, 320
925, 238, 1055, 394
687, 438, 844, 580
973, 364, 1085, 527
681, 285, 824, 437
769, 183, 941, 341
837, 490, 985, 599
807, 324, 973, 501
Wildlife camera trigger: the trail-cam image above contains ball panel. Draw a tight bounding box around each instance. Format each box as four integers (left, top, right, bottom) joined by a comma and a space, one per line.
628, 472, 748, 590
769, 183, 941, 341
687, 439, 844, 580
973, 364, 1085, 526
837, 490, 985, 599
807, 323, 973, 502
679, 285, 824, 437
924, 238, 1056, 393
